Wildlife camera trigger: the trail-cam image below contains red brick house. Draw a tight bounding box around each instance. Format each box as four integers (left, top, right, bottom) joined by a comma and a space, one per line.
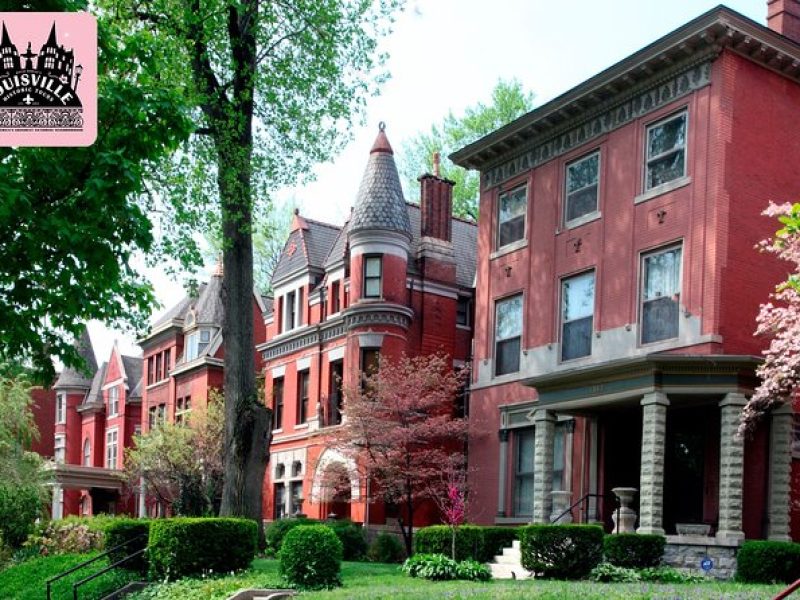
137, 265, 270, 516
50, 329, 142, 517
451, 0, 800, 573
259, 126, 477, 527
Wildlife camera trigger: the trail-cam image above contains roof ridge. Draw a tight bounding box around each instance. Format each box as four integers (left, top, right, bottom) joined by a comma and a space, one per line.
303, 217, 342, 230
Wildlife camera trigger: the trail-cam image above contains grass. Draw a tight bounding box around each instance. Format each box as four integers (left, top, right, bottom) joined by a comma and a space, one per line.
128, 559, 783, 600
0, 551, 140, 600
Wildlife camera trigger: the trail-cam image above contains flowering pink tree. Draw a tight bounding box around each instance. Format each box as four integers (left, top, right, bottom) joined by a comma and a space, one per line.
742, 202, 800, 434
329, 352, 469, 556
427, 461, 468, 560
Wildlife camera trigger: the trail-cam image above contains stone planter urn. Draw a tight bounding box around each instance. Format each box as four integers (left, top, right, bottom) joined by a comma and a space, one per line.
549, 490, 573, 523
611, 487, 638, 533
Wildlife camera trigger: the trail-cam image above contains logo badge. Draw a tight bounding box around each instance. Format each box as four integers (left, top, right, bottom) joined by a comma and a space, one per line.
0, 12, 96, 146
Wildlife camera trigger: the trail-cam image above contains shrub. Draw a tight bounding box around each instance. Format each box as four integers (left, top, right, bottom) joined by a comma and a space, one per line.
589, 562, 641, 582
639, 566, 705, 583
279, 524, 342, 590
326, 519, 367, 561
368, 532, 405, 563
519, 524, 603, 579
414, 525, 483, 561
401, 553, 459, 580
148, 517, 257, 580
265, 517, 315, 555
603, 533, 665, 568
0, 483, 43, 548
736, 540, 800, 583
455, 559, 492, 581
104, 518, 150, 575
24, 519, 104, 556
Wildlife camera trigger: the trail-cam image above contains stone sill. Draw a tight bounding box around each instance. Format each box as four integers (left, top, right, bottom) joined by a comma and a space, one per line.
665, 535, 742, 548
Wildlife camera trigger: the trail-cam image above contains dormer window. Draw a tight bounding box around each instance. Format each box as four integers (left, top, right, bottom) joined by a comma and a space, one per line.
108, 386, 119, 416
185, 328, 213, 361
364, 255, 382, 298
282, 288, 305, 331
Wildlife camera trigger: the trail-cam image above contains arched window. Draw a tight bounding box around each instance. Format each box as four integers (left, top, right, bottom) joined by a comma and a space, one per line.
83, 438, 91, 466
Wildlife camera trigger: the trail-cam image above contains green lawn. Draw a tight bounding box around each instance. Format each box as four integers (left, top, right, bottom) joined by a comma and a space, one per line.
128, 560, 783, 600
0, 552, 140, 600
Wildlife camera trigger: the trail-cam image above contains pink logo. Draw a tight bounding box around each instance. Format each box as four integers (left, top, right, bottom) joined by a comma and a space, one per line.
0, 12, 96, 147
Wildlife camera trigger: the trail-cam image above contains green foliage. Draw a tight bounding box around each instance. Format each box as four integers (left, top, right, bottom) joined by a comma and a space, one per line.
24, 518, 105, 556
401, 553, 490, 582
589, 562, 641, 582
265, 517, 316, 555
0, 551, 138, 600
519, 524, 604, 579
367, 532, 405, 563
279, 524, 342, 590
399, 79, 535, 221
414, 524, 520, 563
736, 540, 800, 583
105, 518, 151, 575
148, 518, 257, 580
0, 483, 43, 549
326, 519, 367, 561
639, 566, 705, 583
603, 533, 665, 568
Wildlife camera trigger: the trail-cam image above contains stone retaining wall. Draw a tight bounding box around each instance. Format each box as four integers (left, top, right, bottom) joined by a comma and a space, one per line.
662, 537, 738, 580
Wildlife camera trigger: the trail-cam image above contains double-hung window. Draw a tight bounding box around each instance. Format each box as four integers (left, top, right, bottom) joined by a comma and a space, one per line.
108, 386, 119, 416
83, 438, 91, 466
364, 256, 382, 298
297, 371, 309, 424
565, 151, 599, 225
186, 328, 212, 360
495, 294, 523, 376
641, 245, 682, 344
56, 392, 66, 424
645, 111, 687, 190
513, 428, 535, 517
105, 429, 118, 469
561, 272, 595, 361
497, 186, 527, 249
272, 377, 284, 430
54, 434, 66, 464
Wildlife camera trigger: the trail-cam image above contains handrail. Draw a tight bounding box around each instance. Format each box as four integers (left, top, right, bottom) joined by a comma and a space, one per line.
46, 533, 146, 600
774, 577, 800, 600
72, 548, 146, 600
551, 493, 621, 532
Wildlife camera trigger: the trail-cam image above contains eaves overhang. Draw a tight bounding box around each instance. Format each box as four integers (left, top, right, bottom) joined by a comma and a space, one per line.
451, 5, 800, 172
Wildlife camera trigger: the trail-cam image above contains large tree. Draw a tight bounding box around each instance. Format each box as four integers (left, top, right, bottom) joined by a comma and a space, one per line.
107, 0, 401, 532
398, 79, 535, 221
329, 352, 468, 555
0, 0, 194, 381
742, 201, 800, 433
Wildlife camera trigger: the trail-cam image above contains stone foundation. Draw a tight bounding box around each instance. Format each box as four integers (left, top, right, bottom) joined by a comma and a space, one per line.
662, 536, 739, 580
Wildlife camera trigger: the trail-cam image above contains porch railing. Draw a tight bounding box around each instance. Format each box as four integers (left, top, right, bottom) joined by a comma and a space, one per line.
551, 493, 621, 532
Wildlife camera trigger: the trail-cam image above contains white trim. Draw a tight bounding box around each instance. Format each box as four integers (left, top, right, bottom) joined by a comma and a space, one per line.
207, 329, 224, 357
326, 267, 345, 283
296, 356, 312, 371
327, 346, 345, 362
489, 238, 528, 260
634, 175, 691, 204
101, 378, 124, 390
271, 365, 286, 378
311, 448, 361, 502
105, 426, 120, 469
273, 274, 313, 300
406, 277, 459, 299
643, 109, 689, 193
349, 230, 410, 259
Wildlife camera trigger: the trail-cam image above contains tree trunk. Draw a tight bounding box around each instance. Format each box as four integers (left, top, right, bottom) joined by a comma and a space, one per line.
403, 478, 414, 557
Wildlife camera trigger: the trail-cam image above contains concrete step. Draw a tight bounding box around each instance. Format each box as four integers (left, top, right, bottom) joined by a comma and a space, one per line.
494, 552, 521, 565
488, 561, 532, 579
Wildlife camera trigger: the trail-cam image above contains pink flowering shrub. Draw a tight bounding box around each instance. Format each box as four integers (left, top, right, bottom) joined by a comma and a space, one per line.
24, 519, 105, 556
742, 202, 800, 434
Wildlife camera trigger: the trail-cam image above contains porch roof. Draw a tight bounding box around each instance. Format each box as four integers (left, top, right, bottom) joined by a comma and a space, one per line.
45, 463, 124, 491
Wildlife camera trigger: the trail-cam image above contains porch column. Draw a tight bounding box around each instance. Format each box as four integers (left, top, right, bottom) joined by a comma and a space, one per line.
637, 391, 669, 535
51, 485, 63, 520
497, 429, 509, 517
532, 409, 555, 523
768, 403, 793, 541
717, 393, 746, 543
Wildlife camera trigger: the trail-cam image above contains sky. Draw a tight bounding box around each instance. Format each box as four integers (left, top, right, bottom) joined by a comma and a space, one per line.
88, 0, 766, 362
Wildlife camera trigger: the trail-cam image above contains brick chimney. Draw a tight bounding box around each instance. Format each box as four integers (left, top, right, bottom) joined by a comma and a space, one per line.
419, 153, 455, 242
768, 0, 800, 44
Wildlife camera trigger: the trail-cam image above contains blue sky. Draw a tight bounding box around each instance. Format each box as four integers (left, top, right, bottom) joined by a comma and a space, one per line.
91, 0, 766, 359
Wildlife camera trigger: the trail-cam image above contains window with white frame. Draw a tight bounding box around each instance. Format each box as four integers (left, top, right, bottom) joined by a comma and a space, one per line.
496, 186, 527, 249
641, 245, 682, 344
645, 111, 687, 191
284, 291, 297, 331
513, 428, 535, 517
495, 294, 523, 376
561, 271, 595, 361
105, 429, 118, 469
185, 328, 213, 361
363, 256, 382, 298
108, 386, 119, 416
56, 392, 66, 424
54, 434, 66, 464
83, 438, 91, 466
565, 151, 600, 225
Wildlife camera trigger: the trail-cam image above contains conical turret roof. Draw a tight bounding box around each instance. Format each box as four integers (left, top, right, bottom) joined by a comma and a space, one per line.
349, 123, 412, 239
55, 326, 98, 389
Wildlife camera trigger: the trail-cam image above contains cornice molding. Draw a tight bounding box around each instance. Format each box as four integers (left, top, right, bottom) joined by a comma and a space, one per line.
260, 316, 347, 362
344, 302, 414, 331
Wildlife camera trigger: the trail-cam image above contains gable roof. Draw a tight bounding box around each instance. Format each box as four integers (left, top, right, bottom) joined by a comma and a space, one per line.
194, 274, 224, 326
79, 361, 107, 410
272, 217, 342, 284
121, 355, 143, 398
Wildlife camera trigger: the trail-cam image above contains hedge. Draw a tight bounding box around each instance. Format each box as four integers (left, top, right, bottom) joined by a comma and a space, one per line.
520, 524, 604, 579
148, 517, 257, 579
603, 533, 665, 568
279, 524, 342, 589
368, 532, 405, 563
0, 483, 43, 549
325, 519, 367, 561
265, 517, 315, 554
414, 525, 519, 563
104, 518, 151, 575
736, 540, 800, 583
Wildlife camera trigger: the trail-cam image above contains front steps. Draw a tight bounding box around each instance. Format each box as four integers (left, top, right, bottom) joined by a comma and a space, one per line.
488, 540, 533, 579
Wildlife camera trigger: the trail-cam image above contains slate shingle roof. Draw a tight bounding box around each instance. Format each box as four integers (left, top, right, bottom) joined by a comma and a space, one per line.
349, 128, 412, 239
272, 218, 342, 284
121, 355, 143, 399
194, 275, 223, 325
151, 292, 196, 330
54, 327, 98, 389
80, 361, 107, 409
